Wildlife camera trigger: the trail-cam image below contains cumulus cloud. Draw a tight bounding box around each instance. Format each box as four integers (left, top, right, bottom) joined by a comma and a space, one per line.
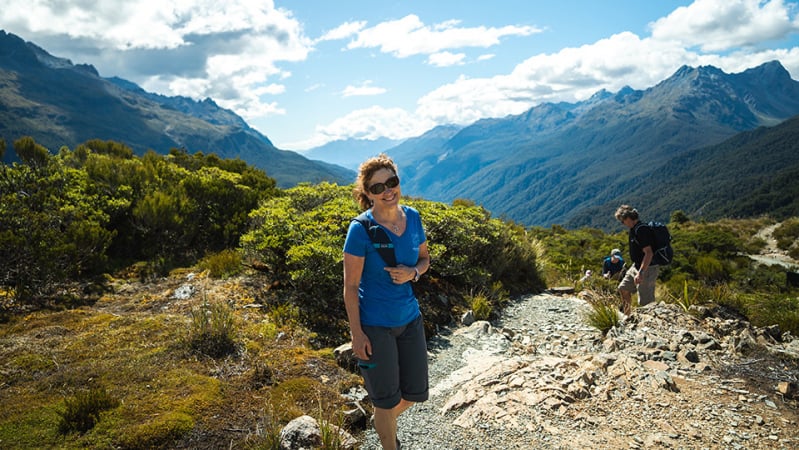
403, 33, 692, 128
428, 52, 466, 67
345, 14, 542, 57
317, 20, 367, 42
650, 0, 799, 52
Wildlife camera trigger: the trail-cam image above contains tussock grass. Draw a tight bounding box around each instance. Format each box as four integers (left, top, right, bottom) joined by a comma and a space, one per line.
470, 293, 492, 320
581, 291, 620, 335
189, 297, 237, 357
667, 280, 701, 312
57, 387, 119, 435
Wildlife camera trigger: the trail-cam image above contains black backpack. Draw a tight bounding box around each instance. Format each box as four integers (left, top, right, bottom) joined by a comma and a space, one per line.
634, 221, 674, 266
352, 212, 397, 267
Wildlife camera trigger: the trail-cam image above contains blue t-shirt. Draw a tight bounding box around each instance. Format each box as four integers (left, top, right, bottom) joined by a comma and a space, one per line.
343, 206, 426, 327
603, 256, 624, 275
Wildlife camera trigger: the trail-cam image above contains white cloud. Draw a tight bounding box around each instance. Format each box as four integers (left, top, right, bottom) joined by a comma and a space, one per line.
342, 81, 388, 97
1, 0, 302, 51
298, 0, 799, 148
428, 52, 466, 67
317, 20, 367, 42
650, 0, 799, 52
288, 106, 436, 149
414, 32, 690, 126
305, 83, 325, 93
345, 14, 542, 57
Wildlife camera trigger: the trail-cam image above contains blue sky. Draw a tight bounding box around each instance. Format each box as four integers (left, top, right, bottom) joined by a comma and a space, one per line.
2, 0, 799, 151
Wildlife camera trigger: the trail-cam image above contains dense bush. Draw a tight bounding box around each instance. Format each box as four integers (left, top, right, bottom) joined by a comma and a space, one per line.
528, 225, 624, 285
773, 218, 799, 251
0, 140, 114, 301
0, 138, 277, 303
240, 184, 546, 344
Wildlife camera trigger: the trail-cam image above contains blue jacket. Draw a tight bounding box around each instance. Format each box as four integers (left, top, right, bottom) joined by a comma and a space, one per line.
603, 255, 624, 276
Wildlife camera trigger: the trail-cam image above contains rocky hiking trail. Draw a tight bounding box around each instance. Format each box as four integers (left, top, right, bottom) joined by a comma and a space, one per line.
358, 293, 799, 449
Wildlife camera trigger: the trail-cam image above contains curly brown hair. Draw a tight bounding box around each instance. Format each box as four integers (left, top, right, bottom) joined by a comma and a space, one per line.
614, 204, 639, 222
353, 153, 398, 211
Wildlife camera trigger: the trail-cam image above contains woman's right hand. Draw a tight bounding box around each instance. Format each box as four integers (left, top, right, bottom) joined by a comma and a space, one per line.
351, 330, 372, 360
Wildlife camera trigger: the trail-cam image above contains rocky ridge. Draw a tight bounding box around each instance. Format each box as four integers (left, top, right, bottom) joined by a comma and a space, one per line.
348, 293, 799, 449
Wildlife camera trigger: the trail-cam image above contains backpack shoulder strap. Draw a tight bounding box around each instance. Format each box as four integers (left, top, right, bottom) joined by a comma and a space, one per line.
352, 212, 397, 267
352, 211, 373, 233
631, 221, 644, 243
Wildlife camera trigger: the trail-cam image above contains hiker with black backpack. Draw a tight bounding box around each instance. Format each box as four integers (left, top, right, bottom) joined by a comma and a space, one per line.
614, 205, 668, 315
343, 153, 430, 450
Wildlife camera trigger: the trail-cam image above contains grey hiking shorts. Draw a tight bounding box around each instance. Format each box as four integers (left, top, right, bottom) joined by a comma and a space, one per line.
358, 314, 429, 409
618, 265, 660, 307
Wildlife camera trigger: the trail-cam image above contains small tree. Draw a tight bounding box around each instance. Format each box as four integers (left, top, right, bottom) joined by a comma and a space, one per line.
14, 136, 51, 169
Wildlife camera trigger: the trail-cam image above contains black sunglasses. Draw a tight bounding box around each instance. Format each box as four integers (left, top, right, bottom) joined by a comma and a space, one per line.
368, 175, 400, 195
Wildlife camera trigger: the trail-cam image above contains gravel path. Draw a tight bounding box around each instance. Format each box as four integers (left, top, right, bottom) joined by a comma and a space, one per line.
359, 294, 592, 449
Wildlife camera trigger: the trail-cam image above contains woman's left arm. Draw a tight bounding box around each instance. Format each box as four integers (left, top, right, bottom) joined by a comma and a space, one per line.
384, 241, 430, 284
414, 241, 430, 279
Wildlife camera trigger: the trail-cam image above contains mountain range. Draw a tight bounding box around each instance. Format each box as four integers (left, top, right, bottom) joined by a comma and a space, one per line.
2, 29, 799, 229
300, 137, 404, 170
373, 61, 799, 228
0, 30, 353, 188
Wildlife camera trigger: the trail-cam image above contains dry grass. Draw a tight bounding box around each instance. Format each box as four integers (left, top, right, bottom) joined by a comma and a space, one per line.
0, 270, 361, 449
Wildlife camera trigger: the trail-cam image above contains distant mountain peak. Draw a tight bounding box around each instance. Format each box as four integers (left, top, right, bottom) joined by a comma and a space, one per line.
738, 59, 791, 81
0, 30, 99, 76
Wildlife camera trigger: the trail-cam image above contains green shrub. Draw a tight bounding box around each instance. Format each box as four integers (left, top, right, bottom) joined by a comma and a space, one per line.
269, 303, 301, 328
773, 218, 799, 251
240, 184, 546, 344
528, 225, 624, 287
746, 295, 799, 335
198, 249, 243, 278
57, 387, 119, 434
189, 298, 237, 357
695, 255, 726, 282
0, 154, 114, 302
